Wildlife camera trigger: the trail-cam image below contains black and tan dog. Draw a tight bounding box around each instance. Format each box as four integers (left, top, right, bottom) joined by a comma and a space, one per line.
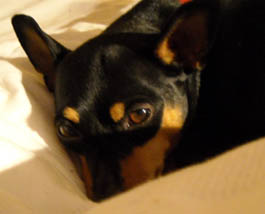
12, 0, 265, 201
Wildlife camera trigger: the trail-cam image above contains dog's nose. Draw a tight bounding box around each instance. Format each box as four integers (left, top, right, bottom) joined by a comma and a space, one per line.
80, 154, 123, 202
92, 160, 123, 202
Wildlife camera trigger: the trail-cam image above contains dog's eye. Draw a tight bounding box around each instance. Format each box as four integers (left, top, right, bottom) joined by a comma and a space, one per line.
127, 103, 153, 126
57, 122, 80, 140
129, 108, 151, 124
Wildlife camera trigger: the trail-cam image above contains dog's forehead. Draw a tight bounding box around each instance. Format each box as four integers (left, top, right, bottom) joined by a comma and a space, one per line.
55, 40, 167, 112
60, 40, 159, 79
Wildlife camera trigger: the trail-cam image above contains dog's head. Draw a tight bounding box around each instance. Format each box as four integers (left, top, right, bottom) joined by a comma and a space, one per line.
12, 0, 216, 201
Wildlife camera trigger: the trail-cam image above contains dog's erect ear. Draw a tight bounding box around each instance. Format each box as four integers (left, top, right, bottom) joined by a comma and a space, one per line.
12, 15, 70, 91
155, 2, 218, 72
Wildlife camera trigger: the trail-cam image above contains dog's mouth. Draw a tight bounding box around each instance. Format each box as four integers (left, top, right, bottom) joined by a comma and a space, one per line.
66, 149, 123, 201
66, 150, 83, 178
67, 148, 166, 202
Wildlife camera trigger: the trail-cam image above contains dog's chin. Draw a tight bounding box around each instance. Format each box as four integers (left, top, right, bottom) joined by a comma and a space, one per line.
66, 150, 83, 179
66, 150, 120, 201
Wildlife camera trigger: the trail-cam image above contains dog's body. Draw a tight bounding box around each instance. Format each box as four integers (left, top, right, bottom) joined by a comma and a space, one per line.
12, 0, 265, 201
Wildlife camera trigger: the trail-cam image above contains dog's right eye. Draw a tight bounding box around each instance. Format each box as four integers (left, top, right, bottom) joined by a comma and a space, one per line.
56, 121, 81, 140
58, 124, 74, 137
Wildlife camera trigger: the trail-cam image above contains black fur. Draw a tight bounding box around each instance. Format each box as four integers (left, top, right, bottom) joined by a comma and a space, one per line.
170, 0, 265, 168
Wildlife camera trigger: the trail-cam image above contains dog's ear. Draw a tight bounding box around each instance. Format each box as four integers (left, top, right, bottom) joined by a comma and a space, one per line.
12, 15, 70, 91
155, 2, 218, 73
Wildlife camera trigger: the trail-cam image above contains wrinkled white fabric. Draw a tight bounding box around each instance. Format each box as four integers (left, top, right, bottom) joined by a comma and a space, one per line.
91, 138, 265, 214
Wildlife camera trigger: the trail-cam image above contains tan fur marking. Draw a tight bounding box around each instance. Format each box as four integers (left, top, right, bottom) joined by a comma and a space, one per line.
80, 155, 93, 199
161, 106, 184, 131
120, 105, 184, 189
63, 107, 80, 123
110, 102, 125, 123
156, 38, 176, 65
195, 61, 203, 71
155, 18, 184, 65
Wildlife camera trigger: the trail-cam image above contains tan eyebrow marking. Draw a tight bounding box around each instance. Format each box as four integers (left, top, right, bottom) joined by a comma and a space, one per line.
63, 107, 80, 123
109, 102, 125, 123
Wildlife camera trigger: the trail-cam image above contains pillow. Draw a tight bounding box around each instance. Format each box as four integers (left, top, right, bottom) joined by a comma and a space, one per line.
91, 138, 265, 214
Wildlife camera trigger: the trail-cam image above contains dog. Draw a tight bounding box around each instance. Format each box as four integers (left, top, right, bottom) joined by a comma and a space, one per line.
12, 0, 265, 201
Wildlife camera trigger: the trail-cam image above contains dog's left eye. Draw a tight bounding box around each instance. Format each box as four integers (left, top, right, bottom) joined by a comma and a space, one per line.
129, 108, 151, 124
126, 103, 153, 127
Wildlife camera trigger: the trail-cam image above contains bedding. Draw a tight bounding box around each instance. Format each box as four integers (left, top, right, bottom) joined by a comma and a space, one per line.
0, 0, 264, 213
